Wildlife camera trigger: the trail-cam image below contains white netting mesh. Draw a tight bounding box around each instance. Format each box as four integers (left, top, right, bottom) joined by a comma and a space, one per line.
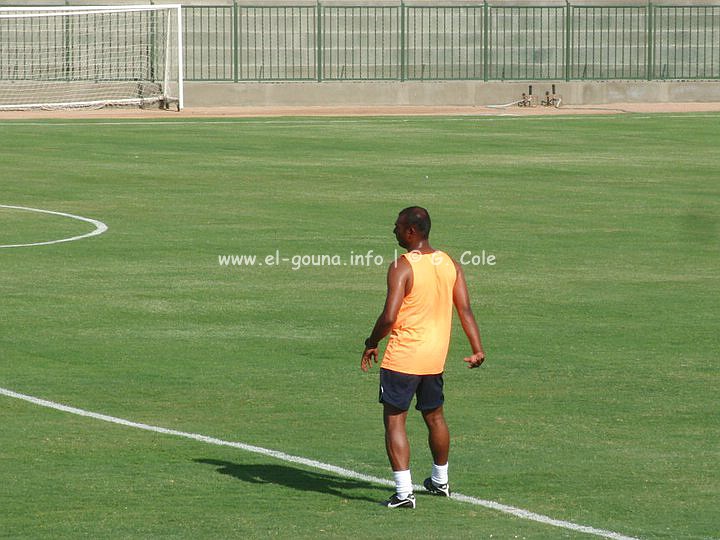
0, 6, 182, 110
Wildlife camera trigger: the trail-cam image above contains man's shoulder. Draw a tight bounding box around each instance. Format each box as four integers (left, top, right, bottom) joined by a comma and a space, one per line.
430, 250, 461, 278
432, 250, 459, 267
387, 255, 411, 273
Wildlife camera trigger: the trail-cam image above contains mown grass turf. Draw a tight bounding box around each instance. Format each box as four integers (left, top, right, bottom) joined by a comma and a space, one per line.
1, 114, 718, 539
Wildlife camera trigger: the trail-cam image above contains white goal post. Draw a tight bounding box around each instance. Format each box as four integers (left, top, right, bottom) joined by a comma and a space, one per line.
0, 5, 183, 111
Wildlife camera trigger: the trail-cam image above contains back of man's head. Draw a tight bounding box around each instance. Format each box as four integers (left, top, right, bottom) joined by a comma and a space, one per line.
399, 206, 431, 238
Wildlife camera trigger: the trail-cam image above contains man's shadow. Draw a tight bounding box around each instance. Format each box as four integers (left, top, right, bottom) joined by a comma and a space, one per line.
195, 459, 386, 503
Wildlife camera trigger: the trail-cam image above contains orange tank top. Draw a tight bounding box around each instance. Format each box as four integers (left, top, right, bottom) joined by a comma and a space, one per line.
381, 250, 457, 375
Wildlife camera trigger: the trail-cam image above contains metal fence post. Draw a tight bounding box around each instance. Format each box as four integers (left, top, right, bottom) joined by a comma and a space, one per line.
565, 1, 571, 81
64, 5, 71, 81
400, 2, 406, 81
647, 1, 654, 80
232, 1, 239, 82
316, 1, 323, 82
483, 0, 489, 81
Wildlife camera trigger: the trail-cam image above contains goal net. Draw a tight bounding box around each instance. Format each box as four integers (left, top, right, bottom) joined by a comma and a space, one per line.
0, 5, 183, 110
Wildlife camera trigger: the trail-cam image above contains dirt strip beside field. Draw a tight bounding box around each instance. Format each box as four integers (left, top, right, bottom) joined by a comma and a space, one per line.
2, 102, 720, 119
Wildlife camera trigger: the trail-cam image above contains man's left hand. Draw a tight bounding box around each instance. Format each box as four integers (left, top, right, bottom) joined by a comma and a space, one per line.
361, 348, 378, 372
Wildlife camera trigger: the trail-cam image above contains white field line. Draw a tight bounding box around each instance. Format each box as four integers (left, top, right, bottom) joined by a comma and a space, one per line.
0, 113, 718, 128
0, 386, 637, 540
0, 205, 108, 248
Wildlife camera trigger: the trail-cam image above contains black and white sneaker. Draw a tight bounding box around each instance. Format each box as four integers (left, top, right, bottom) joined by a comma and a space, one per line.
384, 493, 416, 509
423, 477, 450, 497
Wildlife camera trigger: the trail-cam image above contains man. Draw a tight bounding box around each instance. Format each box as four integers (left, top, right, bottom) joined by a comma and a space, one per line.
361, 206, 485, 509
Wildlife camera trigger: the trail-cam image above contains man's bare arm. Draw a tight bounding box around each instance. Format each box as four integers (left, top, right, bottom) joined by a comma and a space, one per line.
361, 258, 411, 372
452, 262, 485, 369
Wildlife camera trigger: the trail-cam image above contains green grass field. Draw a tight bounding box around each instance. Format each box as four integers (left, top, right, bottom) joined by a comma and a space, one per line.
1, 113, 718, 539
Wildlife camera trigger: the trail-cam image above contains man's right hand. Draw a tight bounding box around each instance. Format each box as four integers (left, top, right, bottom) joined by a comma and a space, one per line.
464, 351, 485, 369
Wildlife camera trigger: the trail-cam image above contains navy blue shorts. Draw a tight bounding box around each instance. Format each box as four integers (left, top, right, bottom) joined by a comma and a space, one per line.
379, 368, 444, 412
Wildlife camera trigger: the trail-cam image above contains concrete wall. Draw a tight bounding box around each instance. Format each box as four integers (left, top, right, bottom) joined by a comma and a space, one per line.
185, 80, 720, 107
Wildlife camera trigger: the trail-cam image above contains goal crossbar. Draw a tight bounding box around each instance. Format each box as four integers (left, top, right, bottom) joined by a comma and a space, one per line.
0, 5, 180, 18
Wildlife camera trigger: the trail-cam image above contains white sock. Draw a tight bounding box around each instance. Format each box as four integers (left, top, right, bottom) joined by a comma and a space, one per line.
431, 462, 448, 486
393, 469, 413, 499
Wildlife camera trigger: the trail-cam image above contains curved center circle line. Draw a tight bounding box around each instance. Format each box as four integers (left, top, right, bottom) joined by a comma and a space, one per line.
0, 204, 108, 248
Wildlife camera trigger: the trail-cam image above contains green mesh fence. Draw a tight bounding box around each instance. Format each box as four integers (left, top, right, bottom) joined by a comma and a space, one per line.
3, 3, 717, 82
653, 5, 720, 79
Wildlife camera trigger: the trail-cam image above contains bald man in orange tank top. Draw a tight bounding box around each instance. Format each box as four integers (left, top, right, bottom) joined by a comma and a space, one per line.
361, 207, 485, 509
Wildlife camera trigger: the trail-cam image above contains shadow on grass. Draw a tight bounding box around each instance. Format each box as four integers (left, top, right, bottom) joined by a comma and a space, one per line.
195, 458, 387, 503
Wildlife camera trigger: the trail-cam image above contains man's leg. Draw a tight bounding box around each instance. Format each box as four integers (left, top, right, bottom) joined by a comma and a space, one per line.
383, 403, 414, 506
422, 406, 451, 496
422, 405, 449, 466
383, 403, 410, 471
